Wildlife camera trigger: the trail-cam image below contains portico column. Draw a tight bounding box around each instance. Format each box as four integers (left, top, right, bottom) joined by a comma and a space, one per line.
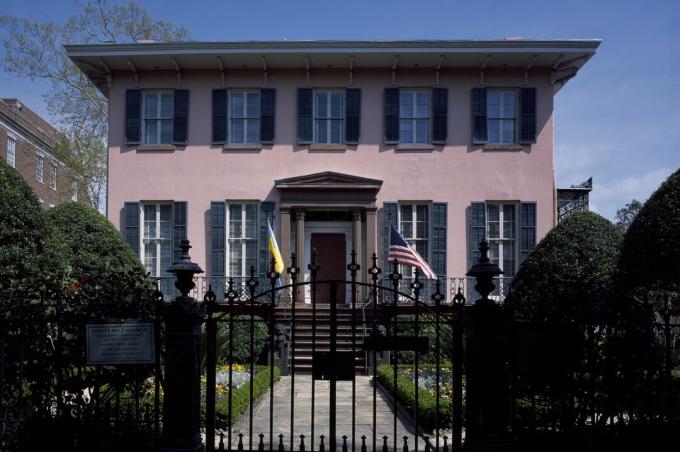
295, 209, 306, 301
352, 210, 364, 299
280, 208, 291, 284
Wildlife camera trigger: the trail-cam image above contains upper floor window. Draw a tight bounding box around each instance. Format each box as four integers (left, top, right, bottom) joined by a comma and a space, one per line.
49, 163, 57, 190
35, 154, 44, 183
141, 203, 173, 278
229, 91, 260, 144
142, 91, 173, 145
7, 137, 16, 168
314, 91, 344, 144
487, 90, 518, 144
399, 90, 431, 144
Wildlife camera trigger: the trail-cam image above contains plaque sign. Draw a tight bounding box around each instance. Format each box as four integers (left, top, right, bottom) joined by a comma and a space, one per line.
86, 321, 155, 365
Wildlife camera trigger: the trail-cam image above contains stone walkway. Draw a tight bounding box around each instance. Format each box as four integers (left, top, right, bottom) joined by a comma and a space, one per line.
209, 375, 442, 451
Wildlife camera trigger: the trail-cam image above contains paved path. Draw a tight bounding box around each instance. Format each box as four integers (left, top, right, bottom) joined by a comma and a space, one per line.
209, 375, 442, 451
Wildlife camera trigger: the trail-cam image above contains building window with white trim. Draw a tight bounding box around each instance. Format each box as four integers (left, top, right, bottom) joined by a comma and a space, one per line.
229, 90, 260, 144
486, 203, 517, 276
399, 90, 430, 144
142, 91, 174, 145
313, 91, 344, 144
487, 90, 518, 144
398, 203, 430, 278
227, 202, 258, 278
71, 178, 78, 202
35, 154, 44, 183
7, 137, 16, 167
49, 163, 57, 190
141, 203, 173, 278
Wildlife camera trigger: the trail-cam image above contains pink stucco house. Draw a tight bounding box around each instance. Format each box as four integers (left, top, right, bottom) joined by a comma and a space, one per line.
66, 39, 599, 299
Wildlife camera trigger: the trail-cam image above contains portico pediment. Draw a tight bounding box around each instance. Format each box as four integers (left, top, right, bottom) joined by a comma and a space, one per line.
275, 171, 383, 191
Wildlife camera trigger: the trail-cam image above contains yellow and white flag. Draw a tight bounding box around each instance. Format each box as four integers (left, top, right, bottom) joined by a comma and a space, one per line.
267, 219, 285, 274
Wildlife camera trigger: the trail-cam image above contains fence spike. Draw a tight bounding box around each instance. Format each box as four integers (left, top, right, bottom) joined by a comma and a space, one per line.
442, 435, 449, 452
340, 434, 346, 452
424, 435, 431, 452
278, 434, 285, 452
258, 433, 265, 451
237, 433, 244, 451
403, 435, 409, 452
219, 431, 225, 451
383, 435, 389, 452
361, 435, 367, 452
299, 434, 306, 452
320, 434, 327, 452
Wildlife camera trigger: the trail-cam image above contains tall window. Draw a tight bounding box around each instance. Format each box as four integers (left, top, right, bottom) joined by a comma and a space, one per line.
487, 90, 518, 144
486, 203, 517, 276
229, 91, 260, 144
71, 178, 78, 202
399, 90, 430, 144
7, 137, 16, 167
49, 163, 57, 190
142, 91, 173, 145
313, 91, 344, 144
35, 154, 44, 183
227, 202, 258, 277
398, 203, 430, 278
141, 203, 172, 278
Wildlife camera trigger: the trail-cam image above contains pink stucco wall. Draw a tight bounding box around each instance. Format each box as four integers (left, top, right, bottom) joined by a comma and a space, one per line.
107, 67, 555, 278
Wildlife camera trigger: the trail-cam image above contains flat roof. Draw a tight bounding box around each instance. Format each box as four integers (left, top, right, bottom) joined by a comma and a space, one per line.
66, 39, 601, 95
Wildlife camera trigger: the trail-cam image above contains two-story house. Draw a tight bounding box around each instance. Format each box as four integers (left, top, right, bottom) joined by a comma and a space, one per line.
66, 39, 599, 299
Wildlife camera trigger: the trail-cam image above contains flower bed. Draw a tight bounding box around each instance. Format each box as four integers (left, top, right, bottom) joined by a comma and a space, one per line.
376, 364, 457, 432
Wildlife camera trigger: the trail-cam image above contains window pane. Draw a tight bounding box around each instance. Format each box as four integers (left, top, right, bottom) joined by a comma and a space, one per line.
229, 242, 242, 277
487, 119, 500, 143
231, 92, 244, 118
489, 241, 500, 267
502, 91, 516, 117
330, 119, 342, 143
144, 243, 157, 276
160, 93, 173, 118
487, 91, 500, 118
246, 92, 259, 117
160, 205, 172, 239
503, 243, 515, 275
231, 119, 244, 143
502, 120, 515, 144
487, 204, 499, 222
399, 119, 413, 143
245, 204, 257, 238
161, 240, 172, 276
246, 119, 260, 144
503, 205, 515, 239
415, 119, 429, 143
399, 91, 413, 118
400, 205, 413, 238
315, 92, 328, 118
160, 120, 173, 144
416, 241, 428, 261
415, 92, 430, 118
144, 93, 158, 118
144, 205, 156, 238
245, 240, 257, 273
315, 119, 328, 143
145, 120, 158, 144
230, 205, 242, 238
330, 92, 343, 118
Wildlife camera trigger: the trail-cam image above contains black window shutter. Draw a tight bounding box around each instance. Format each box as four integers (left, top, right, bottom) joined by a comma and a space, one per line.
471, 88, 488, 144
172, 201, 187, 264
519, 202, 537, 263
382, 202, 398, 269
209, 201, 226, 292
384, 88, 400, 143
125, 90, 142, 144
123, 202, 140, 255
258, 201, 276, 276
469, 202, 486, 265
432, 203, 447, 278
260, 89, 276, 144
431, 88, 448, 144
212, 89, 228, 144
173, 90, 189, 145
519, 88, 537, 144
297, 88, 313, 144
345, 88, 361, 144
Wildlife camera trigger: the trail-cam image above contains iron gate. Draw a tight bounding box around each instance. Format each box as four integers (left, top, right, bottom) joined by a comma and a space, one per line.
203, 250, 466, 452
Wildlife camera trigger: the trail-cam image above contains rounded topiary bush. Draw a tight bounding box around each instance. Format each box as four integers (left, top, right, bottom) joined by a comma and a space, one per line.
619, 168, 680, 294
507, 210, 624, 324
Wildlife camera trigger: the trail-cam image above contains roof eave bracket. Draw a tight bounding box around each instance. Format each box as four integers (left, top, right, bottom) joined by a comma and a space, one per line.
216, 56, 225, 87
172, 57, 182, 88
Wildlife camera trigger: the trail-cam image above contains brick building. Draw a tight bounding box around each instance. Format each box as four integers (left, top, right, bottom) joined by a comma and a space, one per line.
0, 98, 83, 207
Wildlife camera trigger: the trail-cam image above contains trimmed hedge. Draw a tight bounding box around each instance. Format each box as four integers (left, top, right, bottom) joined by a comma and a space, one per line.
376, 364, 452, 432
619, 168, 680, 293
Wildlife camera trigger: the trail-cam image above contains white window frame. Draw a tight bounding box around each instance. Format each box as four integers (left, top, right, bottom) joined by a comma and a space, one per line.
399, 89, 431, 144
141, 91, 174, 145
49, 163, 57, 191
35, 154, 44, 183
485, 202, 519, 276
225, 201, 259, 278
139, 202, 173, 278
397, 202, 432, 278
71, 178, 78, 202
228, 90, 261, 144
7, 136, 16, 168
313, 90, 344, 144
487, 89, 518, 144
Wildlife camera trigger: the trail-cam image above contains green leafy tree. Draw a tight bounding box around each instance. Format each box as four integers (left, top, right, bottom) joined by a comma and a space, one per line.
0, 0, 189, 209
615, 199, 642, 233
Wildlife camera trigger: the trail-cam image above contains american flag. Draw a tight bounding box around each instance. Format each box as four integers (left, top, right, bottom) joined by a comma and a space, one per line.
388, 225, 437, 279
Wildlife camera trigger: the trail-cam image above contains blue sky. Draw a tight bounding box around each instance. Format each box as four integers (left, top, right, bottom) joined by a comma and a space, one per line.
1, 0, 678, 220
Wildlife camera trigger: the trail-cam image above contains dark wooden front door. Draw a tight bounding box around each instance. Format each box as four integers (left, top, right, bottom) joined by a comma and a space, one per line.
311, 233, 346, 304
